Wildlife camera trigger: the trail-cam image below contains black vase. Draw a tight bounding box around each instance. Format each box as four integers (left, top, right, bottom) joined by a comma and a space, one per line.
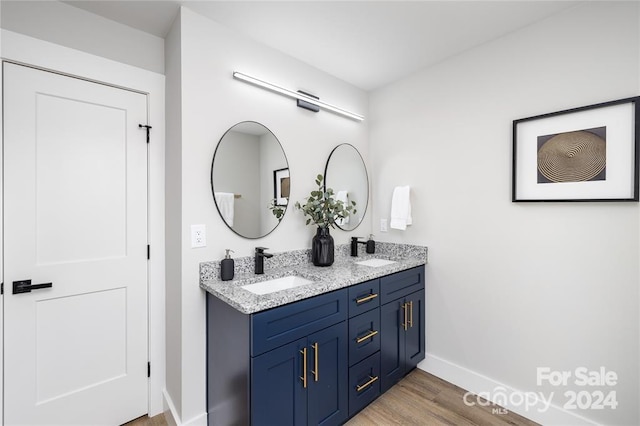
312, 227, 334, 267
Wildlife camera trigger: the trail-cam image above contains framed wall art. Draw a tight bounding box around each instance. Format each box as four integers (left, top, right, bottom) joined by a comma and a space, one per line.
274, 168, 290, 206
512, 97, 639, 202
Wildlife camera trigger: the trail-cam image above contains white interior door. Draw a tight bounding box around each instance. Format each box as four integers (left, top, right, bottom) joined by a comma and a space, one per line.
3, 62, 149, 425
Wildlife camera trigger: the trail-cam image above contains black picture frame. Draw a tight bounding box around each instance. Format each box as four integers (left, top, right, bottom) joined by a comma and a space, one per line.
512, 96, 640, 202
274, 168, 290, 206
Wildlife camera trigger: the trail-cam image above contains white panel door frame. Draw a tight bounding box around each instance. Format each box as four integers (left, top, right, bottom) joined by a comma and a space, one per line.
0, 29, 166, 418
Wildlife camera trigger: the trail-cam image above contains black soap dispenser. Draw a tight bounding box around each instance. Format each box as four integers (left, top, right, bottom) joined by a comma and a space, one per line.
221, 249, 235, 281
366, 234, 376, 254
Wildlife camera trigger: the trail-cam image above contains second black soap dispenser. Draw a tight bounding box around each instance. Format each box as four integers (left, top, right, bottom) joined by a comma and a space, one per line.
366, 234, 376, 254
221, 249, 235, 281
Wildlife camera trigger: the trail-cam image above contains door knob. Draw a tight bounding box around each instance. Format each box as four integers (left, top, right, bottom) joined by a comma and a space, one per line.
13, 280, 53, 294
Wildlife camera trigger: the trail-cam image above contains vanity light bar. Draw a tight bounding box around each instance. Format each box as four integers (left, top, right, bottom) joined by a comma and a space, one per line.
233, 72, 365, 122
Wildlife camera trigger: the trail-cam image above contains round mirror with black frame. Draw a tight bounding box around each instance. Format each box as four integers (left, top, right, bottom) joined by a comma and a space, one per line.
324, 143, 368, 231
211, 121, 290, 239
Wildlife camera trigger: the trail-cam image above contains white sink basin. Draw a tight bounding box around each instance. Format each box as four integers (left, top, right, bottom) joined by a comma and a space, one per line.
242, 275, 314, 295
355, 258, 397, 268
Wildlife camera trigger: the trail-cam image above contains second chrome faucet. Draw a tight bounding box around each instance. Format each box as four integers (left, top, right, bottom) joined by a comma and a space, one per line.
351, 235, 376, 256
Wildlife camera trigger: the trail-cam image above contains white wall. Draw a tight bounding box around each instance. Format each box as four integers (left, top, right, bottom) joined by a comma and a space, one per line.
0, 1, 164, 75
164, 10, 183, 421
165, 7, 369, 424
370, 2, 639, 425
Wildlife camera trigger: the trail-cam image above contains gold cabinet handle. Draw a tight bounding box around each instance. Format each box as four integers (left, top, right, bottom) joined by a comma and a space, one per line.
355, 330, 379, 344
408, 300, 413, 328
300, 348, 307, 388
402, 302, 408, 331
311, 342, 319, 382
356, 293, 378, 304
356, 375, 379, 392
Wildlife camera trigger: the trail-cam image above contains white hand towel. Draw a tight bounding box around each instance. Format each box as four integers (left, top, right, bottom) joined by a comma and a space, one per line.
389, 186, 412, 230
336, 190, 350, 225
215, 192, 235, 226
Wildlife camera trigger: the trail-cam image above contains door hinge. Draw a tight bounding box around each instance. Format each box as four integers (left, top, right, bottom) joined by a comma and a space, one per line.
147, 244, 150, 260
139, 124, 152, 144
148, 362, 151, 378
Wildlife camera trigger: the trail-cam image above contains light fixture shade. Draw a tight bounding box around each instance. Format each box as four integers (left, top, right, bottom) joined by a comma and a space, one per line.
233, 72, 364, 122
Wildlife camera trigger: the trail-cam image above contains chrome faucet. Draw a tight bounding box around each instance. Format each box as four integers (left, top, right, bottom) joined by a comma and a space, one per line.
255, 247, 273, 274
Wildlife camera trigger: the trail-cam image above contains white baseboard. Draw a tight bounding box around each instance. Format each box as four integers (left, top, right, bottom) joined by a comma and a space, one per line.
182, 412, 207, 426
162, 390, 208, 426
420, 354, 599, 426
162, 390, 179, 426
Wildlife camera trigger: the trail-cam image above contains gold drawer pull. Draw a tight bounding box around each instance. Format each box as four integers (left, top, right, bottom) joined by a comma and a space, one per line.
355, 293, 378, 304
408, 300, 414, 328
311, 342, 319, 382
355, 330, 379, 344
356, 375, 379, 392
402, 302, 408, 331
300, 348, 307, 388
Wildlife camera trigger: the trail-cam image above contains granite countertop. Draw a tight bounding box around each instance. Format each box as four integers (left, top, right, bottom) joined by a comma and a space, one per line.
199, 242, 427, 314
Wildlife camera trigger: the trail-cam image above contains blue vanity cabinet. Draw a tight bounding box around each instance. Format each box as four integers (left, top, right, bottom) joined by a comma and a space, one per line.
207, 288, 348, 426
250, 289, 349, 426
379, 267, 426, 393
206, 265, 425, 426
251, 321, 348, 426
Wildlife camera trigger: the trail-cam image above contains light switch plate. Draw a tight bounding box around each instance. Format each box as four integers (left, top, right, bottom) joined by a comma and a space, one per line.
191, 224, 206, 248
380, 218, 388, 232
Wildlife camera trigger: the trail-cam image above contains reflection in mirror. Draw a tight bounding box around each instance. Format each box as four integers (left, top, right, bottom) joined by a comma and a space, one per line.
324, 143, 368, 231
211, 121, 289, 239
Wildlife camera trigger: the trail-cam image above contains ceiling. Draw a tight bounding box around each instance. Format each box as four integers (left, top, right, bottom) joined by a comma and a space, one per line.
64, 1, 582, 91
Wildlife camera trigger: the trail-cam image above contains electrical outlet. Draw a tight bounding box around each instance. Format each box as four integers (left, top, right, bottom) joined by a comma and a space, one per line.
191, 224, 206, 248
380, 218, 388, 232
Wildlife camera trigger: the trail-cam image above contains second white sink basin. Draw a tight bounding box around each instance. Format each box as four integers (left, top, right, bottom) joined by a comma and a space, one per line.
242, 275, 314, 295
355, 258, 397, 268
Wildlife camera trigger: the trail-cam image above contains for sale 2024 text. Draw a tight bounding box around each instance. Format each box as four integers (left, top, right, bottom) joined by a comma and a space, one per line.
537, 367, 618, 410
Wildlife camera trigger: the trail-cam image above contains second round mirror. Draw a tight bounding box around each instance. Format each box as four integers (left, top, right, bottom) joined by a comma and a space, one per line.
324, 143, 368, 231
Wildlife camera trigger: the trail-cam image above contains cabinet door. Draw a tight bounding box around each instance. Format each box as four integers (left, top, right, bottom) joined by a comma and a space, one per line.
251, 338, 307, 426
405, 290, 426, 371
307, 322, 348, 426
380, 299, 405, 393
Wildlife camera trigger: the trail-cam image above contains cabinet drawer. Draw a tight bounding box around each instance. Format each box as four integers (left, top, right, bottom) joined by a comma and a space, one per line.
251, 289, 348, 356
348, 308, 380, 366
348, 352, 381, 418
380, 266, 424, 304
348, 279, 380, 318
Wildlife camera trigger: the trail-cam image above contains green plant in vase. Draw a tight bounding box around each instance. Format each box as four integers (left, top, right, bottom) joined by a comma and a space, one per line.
295, 174, 356, 266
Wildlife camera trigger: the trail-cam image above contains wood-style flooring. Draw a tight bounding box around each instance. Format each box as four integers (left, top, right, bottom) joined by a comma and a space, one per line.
345, 369, 538, 426
124, 369, 538, 426
123, 413, 167, 426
